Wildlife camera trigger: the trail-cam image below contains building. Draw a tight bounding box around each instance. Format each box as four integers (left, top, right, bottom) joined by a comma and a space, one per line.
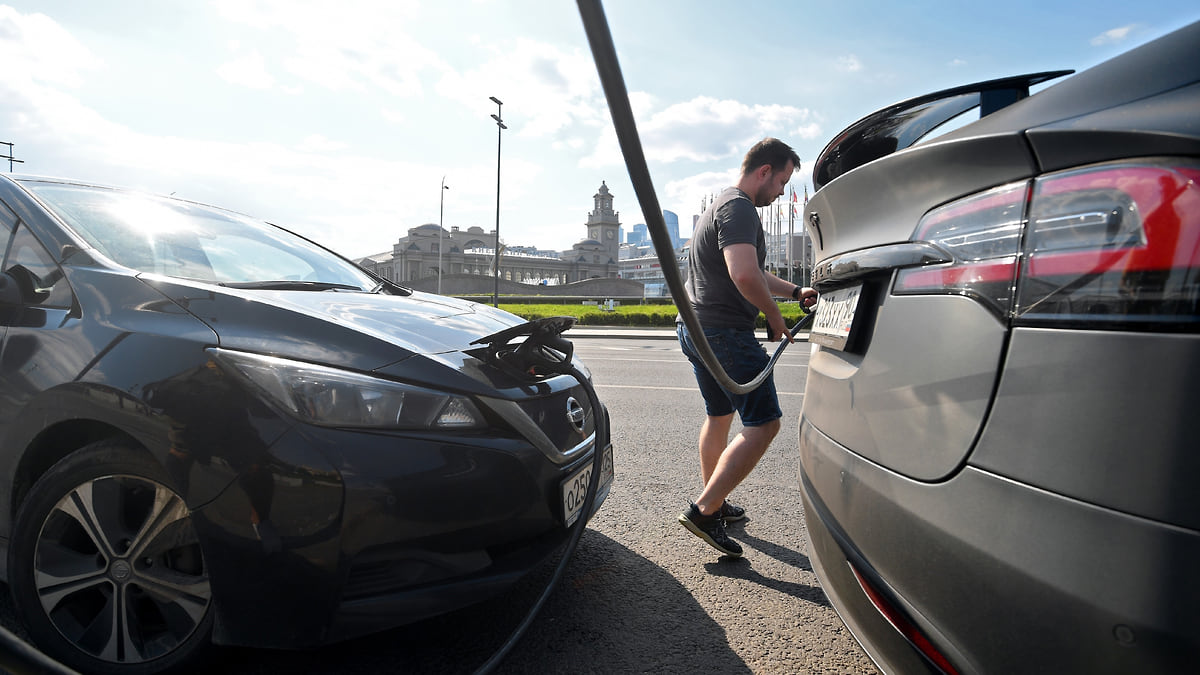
629, 223, 648, 245
662, 209, 680, 249
618, 221, 814, 297
358, 181, 622, 286
357, 181, 814, 298
618, 243, 687, 298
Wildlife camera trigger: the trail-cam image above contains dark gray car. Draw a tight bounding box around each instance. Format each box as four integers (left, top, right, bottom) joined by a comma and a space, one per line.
799, 20, 1199, 674
0, 176, 613, 674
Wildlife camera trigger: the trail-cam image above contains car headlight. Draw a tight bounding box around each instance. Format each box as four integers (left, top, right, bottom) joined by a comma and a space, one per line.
209, 349, 485, 430
571, 354, 592, 382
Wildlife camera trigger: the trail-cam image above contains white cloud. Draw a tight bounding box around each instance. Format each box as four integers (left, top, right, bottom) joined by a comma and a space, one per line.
836, 54, 863, 72
582, 96, 820, 167
0, 8, 122, 173
380, 108, 406, 125
1091, 24, 1138, 46
299, 134, 347, 153
664, 169, 739, 215
212, 0, 443, 96
217, 50, 275, 89
435, 37, 605, 139
0, 5, 101, 87
793, 122, 823, 141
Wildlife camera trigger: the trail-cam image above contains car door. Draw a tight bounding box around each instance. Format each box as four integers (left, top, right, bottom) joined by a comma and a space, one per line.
0, 200, 80, 450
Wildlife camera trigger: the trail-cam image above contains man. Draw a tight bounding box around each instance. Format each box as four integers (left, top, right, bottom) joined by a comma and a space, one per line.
676, 137, 818, 557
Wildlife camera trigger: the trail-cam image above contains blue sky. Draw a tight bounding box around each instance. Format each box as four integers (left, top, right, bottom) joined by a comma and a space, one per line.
2, 1, 1197, 259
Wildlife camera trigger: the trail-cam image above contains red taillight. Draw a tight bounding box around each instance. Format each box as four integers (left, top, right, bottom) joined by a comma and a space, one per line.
1016, 164, 1200, 326
849, 564, 961, 675
895, 160, 1200, 328
894, 181, 1028, 315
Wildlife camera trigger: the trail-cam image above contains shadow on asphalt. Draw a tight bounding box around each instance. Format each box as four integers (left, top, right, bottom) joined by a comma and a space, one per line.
187, 529, 750, 674
707, 525, 832, 609
702, 558, 830, 610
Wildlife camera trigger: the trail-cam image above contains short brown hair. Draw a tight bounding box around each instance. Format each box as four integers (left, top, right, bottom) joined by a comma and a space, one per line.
741, 137, 800, 176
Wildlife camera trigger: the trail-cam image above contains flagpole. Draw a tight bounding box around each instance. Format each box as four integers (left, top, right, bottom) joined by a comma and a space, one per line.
774, 199, 781, 276
788, 185, 794, 285
802, 183, 810, 285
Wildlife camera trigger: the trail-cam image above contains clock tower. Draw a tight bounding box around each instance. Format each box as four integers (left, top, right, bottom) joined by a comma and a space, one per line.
586, 181, 621, 260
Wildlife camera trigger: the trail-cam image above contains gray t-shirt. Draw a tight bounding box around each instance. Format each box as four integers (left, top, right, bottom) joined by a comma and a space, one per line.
682, 187, 765, 330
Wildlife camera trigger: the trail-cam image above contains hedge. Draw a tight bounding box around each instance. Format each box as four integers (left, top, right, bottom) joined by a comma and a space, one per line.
496, 302, 809, 329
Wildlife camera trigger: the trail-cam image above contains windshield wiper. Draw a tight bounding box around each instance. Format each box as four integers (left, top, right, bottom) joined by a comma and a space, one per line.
367, 279, 413, 295
220, 281, 366, 292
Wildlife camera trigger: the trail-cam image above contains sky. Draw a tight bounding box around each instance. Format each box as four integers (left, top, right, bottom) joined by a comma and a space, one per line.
2, 1, 1198, 260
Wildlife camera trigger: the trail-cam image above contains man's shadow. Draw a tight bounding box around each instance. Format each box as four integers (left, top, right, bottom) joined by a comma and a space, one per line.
704, 523, 832, 608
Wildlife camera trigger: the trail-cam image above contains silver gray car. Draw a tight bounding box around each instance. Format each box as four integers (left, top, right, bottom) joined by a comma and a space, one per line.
799, 20, 1199, 674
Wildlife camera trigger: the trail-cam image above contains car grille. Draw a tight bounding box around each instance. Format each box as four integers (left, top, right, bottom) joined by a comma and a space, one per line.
513, 383, 594, 450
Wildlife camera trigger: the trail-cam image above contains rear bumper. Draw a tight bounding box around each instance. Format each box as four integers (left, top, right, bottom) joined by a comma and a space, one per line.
799, 417, 1200, 674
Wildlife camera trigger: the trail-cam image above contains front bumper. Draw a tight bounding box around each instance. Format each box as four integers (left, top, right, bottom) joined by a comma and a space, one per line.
799, 417, 1200, 674
192, 414, 612, 648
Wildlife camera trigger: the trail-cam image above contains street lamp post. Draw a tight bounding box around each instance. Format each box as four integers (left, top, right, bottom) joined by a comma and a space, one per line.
489, 96, 506, 308
438, 176, 449, 295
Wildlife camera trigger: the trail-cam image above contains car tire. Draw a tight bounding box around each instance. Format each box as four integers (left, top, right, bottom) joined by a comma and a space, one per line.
8, 439, 213, 674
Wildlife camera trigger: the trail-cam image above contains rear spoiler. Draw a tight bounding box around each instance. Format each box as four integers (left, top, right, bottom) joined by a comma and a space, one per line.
812, 70, 1073, 191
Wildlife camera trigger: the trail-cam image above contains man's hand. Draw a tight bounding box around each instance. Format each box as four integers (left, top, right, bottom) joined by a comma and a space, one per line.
797, 287, 818, 309
766, 312, 793, 343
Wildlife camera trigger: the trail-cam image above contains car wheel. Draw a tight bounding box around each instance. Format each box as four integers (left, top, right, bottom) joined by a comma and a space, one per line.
9, 440, 213, 674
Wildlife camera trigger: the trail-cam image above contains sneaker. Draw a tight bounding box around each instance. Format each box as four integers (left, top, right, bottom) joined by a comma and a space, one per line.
678, 503, 743, 557
719, 500, 746, 522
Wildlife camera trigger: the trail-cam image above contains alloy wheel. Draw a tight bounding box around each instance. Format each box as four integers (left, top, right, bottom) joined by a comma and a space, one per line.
32, 473, 211, 665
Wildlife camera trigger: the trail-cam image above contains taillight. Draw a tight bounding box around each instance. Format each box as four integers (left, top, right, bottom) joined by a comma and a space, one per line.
894, 181, 1028, 316
849, 563, 961, 675
894, 160, 1200, 329
1016, 163, 1200, 328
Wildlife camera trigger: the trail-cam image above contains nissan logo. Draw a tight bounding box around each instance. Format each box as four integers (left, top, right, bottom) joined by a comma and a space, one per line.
566, 396, 586, 434
109, 559, 133, 582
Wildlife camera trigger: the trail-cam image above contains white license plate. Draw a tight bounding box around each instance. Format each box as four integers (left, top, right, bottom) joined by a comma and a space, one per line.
811, 284, 863, 351
562, 445, 614, 527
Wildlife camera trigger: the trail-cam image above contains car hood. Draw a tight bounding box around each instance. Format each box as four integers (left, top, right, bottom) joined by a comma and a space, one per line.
143, 276, 525, 372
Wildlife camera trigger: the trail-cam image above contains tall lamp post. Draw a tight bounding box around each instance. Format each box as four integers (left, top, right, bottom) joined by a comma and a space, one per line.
438, 176, 449, 295
489, 96, 506, 308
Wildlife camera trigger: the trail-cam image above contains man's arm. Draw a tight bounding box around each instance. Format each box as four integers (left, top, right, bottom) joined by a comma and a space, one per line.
763, 270, 796, 298
723, 243, 792, 343
764, 269, 818, 309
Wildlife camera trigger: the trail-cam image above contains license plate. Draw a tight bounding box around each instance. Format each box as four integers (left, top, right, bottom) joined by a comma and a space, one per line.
562, 445, 614, 527
811, 284, 863, 351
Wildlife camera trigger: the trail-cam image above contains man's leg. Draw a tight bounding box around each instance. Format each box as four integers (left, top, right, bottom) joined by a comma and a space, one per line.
695, 418, 780, 516
699, 413, 734, 484
676, 324, 778, 556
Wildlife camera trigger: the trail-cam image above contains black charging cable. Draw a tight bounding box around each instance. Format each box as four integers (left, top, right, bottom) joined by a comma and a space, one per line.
576, 0, 814, 395
475, 1, 818, 669
470, 320, 609, 675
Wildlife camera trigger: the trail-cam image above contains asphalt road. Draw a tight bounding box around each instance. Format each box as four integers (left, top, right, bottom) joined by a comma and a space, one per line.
1, 333, 878, 674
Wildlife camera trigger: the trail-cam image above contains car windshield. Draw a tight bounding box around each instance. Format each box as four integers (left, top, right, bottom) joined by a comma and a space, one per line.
23, 181, 378, 290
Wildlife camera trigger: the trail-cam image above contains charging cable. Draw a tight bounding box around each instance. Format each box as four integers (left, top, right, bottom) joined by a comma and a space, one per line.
576, 0, 814, 394
469, 319, 610, 675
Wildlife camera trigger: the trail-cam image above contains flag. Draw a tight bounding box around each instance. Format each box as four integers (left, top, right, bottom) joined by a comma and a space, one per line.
803, 185, 809, 205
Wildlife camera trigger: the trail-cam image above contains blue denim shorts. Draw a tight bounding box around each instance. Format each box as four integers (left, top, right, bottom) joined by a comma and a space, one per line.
676, 323, 781, 426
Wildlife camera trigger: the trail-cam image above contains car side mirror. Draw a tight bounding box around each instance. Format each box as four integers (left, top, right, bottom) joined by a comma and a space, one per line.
0, 265, 50, 305
0, 271, 20, 305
